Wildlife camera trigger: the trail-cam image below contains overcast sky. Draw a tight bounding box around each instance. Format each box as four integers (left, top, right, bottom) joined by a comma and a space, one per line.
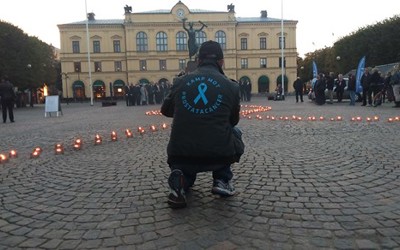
1, 0, 399, 57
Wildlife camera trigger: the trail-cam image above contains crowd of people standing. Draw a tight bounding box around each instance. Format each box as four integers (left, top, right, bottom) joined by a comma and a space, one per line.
308, 65, 400, 108
239, 80, 252, 102
124, 81, 172, 106
360, 66, 400, 108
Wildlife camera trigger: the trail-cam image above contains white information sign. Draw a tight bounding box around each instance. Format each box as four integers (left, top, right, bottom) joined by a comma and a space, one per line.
44, 95, 62, 117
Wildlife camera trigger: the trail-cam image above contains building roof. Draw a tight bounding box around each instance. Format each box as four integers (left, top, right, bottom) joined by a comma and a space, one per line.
138, 9, 216, 14
67, 19, 125, 25
59, 6, 296, 26
236, 17, 293, 22
63, 16, 294, 26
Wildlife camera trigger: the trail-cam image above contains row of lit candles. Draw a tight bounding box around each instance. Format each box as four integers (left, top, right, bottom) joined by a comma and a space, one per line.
0, 150, 18, 163
241, 106, 272, 116
145, 106, 273, 118
145, 110, 162, 116
0, 124, 169, 163
247, 115, 400, 122
242, 105, 270, 109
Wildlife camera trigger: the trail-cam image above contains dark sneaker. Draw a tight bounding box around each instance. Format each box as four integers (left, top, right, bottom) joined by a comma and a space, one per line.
168, 169, 187, 208
211, 179, 236, 197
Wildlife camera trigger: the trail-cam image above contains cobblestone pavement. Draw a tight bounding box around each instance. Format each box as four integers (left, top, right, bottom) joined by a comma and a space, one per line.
0, 96, 399, 249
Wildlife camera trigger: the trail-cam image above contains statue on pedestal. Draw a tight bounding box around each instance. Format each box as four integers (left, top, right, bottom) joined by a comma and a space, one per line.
227, 4, 235, 13
124, 5, 132, 14
182, 18, 207, 60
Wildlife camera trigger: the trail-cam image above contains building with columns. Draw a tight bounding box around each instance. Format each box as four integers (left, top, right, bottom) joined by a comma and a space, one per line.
58, 1, 298, 100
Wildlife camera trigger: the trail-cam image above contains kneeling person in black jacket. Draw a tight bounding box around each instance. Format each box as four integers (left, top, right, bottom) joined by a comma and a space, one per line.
161, 40, 244, 208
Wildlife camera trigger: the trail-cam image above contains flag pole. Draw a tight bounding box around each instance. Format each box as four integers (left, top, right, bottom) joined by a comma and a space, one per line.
85, 0, 93, 106
280, 0, 285, 98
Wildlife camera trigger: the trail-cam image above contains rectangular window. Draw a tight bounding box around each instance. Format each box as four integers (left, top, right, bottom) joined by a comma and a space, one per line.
140, 60, 147, 71
113, 40, 121, 53
93, 40, 101, 53
74, 62, 81, 72
240, 38, 247, 50
156, 33, 168, 52
176, 32, 187, 51
94, 62, 102, 72
159, 60, 167, 71
241, 58, 248, 69
279, 36, 286, 49
260, 58, 267, 68
137, 32, 148, 52
260, 37, 267, 50
279, 57, 286, 68
179, 59, 186, 71
72, 41, 80, 53
114, 61, 122, 71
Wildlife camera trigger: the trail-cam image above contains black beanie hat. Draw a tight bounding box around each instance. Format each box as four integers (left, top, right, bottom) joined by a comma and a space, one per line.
198, 40, 223, 60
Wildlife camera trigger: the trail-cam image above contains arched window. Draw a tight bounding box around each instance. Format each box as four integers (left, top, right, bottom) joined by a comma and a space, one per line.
277, 75, 289, 92
215, 30, 226, 49
196, 31, 207, 47
136, 32, 148, 52
258, 75, 270, 93
176, 31, 187, 51
156, 32, 168, 52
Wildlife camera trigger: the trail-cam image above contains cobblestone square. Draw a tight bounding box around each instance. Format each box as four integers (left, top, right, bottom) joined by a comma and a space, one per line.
0, 96, 399, 249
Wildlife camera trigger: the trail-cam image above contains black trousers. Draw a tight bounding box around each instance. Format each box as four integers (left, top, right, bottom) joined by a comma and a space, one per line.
170, 164, 232, 190
295, 90, 303, 102
337, 90, 344, 102
362, 88, 372, 105
1, 100, 14, 122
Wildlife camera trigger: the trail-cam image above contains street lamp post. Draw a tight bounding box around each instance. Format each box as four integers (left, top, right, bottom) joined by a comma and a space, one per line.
336, 56, 341, 75
27, 64, 34, 107
300, 66, 304, 81
85, 0, 93, 106
61, 72, 69, 105
280, 0, 285, 99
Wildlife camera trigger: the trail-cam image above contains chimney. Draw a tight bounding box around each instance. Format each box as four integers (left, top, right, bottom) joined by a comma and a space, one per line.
261, 10, 267, 18
87, 12, 95, 21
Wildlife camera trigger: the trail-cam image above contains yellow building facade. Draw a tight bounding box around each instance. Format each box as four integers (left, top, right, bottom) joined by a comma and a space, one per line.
58, 1, 298, 100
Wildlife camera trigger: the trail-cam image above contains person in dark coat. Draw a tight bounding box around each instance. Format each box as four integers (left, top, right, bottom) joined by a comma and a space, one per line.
361, 68, 372, 106
245, 81, 252, 101
347, 73, 356, 105
154, 82, 162, 104
335, 74, 346, 102
314, 73, 326, 105
382, 72, 394, 103
128, 84, 135, 106
293, 77, 304, 103
125, 84, 131, 106
133, 84, 141, 106
161, 40, 244, 208
325, 72, 335, 104
0, 76, 16, 123
369, 68, 382, 105
146, 83, 155, 105
391, 66, 400, 107
239, 81, 246, 102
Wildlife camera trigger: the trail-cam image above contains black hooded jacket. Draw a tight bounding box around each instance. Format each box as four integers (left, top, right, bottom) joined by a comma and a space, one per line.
161, 60, 241, 165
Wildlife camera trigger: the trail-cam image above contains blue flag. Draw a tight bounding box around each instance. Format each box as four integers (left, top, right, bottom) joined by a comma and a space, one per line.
355, 56, 366, 93
312, 61, 318, 79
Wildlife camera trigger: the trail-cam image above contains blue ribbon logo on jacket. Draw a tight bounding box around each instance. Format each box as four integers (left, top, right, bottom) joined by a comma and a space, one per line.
181, 76, 223, 114
194, 83, 208, 105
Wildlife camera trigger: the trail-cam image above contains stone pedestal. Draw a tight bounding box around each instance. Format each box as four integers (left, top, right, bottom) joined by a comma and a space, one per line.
186, 61, 198, 73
